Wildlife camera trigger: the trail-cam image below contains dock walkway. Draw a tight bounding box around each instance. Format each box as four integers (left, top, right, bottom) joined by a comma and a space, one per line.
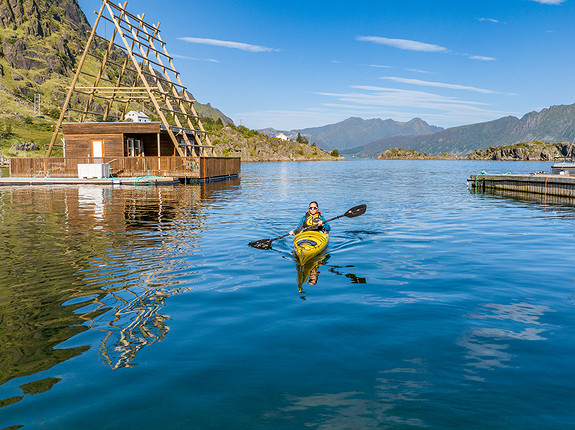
0, 176, 180, 186
468, 173, 575, 198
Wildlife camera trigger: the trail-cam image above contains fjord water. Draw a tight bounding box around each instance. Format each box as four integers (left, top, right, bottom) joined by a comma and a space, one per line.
1, 159, 574, 429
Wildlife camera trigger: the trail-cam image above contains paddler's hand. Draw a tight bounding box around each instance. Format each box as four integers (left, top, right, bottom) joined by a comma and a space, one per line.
317, 220, 324, 227
289, 230, 295, 235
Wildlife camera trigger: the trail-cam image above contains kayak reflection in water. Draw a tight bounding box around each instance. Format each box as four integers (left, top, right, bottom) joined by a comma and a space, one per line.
297, 254, 329, 298
289, 201, 331, 235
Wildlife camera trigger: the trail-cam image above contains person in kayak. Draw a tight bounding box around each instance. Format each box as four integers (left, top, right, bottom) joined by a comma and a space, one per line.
289, 201, 331, 235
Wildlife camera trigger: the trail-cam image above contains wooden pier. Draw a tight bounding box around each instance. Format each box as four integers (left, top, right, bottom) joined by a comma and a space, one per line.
9, 156, 240, 180
0, 176, 180, 186
468, 173, 575, 198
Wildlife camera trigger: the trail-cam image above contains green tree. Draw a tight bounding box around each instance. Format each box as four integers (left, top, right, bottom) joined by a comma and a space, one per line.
330, 149, 339, 157
296, 133, 308, 144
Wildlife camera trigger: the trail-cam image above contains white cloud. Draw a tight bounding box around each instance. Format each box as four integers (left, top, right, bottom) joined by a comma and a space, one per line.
407, 68, 434, 74
468, 55, 496, 61
379, 77, 497, 94
171, 53, 220, 63
478, 18, 501, 23
178, 37, 279, 53
368, 64, 392, 69
314, 85, 510, 127
357, 36, 494, 62
529, 0, 565, 4
356, 36, 447, 53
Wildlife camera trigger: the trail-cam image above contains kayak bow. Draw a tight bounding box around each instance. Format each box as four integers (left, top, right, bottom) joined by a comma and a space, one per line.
293, 230, 329, 264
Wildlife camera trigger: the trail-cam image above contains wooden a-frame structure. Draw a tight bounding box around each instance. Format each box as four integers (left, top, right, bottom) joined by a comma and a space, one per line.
46, 0, 213, 158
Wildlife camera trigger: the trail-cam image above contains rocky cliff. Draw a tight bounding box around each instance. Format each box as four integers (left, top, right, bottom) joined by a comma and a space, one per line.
0, 0, 90, 99
467, 141, 574, 161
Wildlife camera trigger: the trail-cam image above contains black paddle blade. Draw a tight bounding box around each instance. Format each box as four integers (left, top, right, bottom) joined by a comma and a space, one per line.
248, 238, 274, 249
344, 204, 367, 218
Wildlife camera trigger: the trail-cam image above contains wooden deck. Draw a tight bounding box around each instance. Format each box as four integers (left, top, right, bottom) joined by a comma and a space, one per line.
468, 173, 575, 198
0, 176, 180, 186
9, 156, 240, 180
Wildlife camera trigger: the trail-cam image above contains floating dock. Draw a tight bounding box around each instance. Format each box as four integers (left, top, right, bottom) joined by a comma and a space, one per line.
468, 173, 575, 198
0, 176, 180, 186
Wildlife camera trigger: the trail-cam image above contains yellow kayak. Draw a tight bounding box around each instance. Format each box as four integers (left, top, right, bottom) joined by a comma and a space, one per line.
293, 230, 329, 264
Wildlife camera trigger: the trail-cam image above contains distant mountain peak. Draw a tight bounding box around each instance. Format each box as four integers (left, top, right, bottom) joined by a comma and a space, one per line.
282, 116, 443, 151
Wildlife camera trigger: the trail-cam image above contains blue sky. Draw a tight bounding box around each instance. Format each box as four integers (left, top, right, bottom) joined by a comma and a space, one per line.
79, 0, 575, 131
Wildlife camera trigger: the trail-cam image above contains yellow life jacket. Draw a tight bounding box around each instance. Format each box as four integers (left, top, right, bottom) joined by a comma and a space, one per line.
305, 212, 322, 226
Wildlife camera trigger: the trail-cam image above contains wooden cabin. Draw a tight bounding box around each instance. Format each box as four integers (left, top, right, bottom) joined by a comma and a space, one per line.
9, 121, 240, 180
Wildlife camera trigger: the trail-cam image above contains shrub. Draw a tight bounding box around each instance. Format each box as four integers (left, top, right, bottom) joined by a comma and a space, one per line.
47, 107, 61, 119
296, 133, 308, 144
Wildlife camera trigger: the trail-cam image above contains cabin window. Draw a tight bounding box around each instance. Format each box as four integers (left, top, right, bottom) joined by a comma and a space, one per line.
178, 138, 190, 156
127, 138, 143, 156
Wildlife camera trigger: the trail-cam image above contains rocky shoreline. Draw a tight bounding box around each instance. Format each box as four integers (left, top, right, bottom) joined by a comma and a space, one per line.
466, 141, 574, 161
377, 148, 458, 160
377, 141, 575, 161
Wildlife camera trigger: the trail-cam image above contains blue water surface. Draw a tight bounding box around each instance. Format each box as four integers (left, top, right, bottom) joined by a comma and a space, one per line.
1, 159, 574, 429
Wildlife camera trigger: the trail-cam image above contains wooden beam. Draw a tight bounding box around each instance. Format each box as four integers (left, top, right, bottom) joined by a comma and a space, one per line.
104, 2, 185, 157
46, 0, 107, 156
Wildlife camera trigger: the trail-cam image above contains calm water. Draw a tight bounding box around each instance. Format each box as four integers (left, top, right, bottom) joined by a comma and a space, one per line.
1, 159, 574, 429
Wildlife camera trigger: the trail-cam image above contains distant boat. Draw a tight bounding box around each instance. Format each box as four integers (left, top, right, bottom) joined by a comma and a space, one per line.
551, 162, 575, 175
552, 140, 575, 174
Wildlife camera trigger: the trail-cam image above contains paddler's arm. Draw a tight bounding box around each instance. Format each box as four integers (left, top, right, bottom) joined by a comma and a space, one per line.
290, 215, 306, 235
319, 216, 331, 232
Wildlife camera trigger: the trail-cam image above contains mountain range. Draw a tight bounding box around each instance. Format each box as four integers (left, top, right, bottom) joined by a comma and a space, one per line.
260, 117, 443, 151
343, 104, 575, 157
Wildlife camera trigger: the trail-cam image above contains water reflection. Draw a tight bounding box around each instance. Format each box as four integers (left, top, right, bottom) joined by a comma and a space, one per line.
328, 265, 367, 284
459, 302, 551, 381
93, 285, 195, 369
296, 253, 367, 299
297, 254, 328, 298
470, 187, 575, 208
0, 179, 238, 393
267, 358, 429, 428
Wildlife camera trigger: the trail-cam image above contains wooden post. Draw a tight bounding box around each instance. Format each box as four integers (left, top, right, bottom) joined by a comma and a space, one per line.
46, 0, 107, 156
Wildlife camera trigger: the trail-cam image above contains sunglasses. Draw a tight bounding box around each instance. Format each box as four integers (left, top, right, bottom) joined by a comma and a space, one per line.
309, 206, 318, 210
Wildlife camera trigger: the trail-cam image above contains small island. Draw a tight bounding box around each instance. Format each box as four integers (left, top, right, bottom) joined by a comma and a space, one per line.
377, 140, 575, 161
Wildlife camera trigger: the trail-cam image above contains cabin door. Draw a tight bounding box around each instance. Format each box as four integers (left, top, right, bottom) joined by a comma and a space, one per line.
91, 140, 104, 158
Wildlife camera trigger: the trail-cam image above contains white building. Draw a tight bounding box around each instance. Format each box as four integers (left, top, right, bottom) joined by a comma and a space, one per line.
125, 111, 151, 123
276, 133, 289, 141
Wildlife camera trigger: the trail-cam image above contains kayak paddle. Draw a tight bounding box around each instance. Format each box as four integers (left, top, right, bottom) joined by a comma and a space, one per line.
249, 204, 367, 250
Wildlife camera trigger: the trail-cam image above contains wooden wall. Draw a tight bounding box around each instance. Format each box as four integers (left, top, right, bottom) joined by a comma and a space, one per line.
65, 133, 124, 158
62, 122, 172, 158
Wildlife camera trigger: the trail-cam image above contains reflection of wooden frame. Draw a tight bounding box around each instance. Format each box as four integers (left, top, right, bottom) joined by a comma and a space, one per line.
91, 139, 104, 158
